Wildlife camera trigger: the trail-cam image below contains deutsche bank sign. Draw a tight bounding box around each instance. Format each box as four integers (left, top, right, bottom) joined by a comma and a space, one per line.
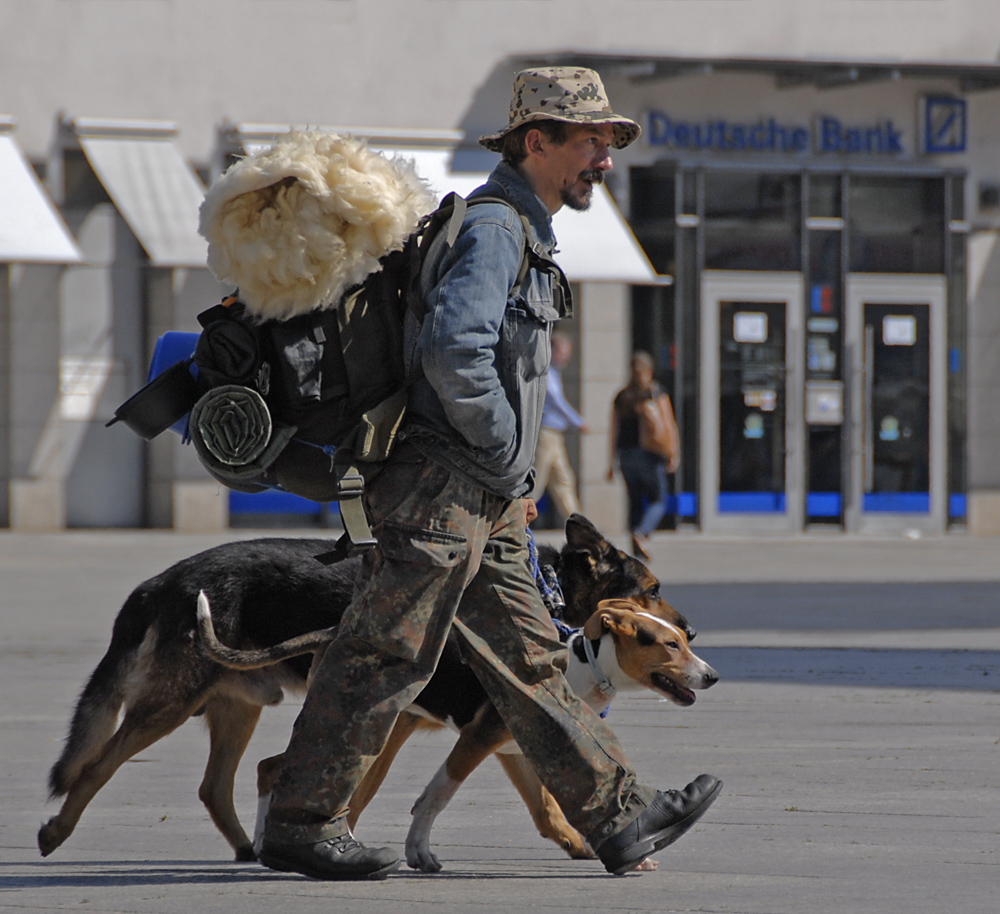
647, 111, 905, 156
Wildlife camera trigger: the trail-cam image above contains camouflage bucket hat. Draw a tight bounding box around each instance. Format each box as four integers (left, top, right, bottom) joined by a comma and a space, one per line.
479, 66, 641, 153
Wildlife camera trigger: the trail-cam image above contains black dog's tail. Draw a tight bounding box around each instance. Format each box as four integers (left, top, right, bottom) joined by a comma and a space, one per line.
47, 591, 151, 799
196, 591, 334, 670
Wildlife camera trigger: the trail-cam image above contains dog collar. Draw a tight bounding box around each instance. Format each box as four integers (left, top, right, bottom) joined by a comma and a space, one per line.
581, 634, 616, 699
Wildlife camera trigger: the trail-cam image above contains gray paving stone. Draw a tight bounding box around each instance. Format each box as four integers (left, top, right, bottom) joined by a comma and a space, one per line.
1, 529, 997, 913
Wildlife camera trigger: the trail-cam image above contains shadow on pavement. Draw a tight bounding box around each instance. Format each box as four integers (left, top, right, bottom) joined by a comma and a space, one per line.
665, 581, 1000, 631
700, 646, 1000, 690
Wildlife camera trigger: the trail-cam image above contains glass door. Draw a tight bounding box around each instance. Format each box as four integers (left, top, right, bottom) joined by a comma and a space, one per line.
701, 272, 804, 532
845, 275, 947, 534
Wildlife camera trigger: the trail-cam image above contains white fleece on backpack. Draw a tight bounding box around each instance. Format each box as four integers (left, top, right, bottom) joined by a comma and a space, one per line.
198, 130, 437, 321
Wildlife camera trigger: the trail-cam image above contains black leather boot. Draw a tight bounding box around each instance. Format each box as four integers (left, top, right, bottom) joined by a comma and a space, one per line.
595, 774, 722, 875
259, 821, 399, 881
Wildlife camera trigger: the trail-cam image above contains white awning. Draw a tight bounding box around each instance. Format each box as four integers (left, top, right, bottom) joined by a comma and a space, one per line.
74, 119, 207, 268
371, 146, 456, 199
231, 123, 464, 158
554, 186, 662, 284
0, 120, 82, 263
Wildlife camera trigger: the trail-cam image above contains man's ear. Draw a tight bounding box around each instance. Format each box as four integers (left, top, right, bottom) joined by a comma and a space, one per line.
524, 127, 547, 158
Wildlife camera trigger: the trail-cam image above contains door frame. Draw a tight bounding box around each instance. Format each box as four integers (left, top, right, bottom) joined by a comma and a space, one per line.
700, 271, 805, 533
844, 274, 948, 535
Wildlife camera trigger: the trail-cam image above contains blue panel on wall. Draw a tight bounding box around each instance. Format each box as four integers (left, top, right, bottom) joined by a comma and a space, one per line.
862, 493, 930, 513
665, 493, 698, 517
718, 492, 786, 513
806, 492, 841, 517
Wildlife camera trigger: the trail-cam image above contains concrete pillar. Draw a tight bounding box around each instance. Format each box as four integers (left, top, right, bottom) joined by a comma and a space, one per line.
144, 267, 177, 528
173, 480, 229, 532
968, 491, 1000, 535
967, 230, 1000, 534
61, 205, 144, 527
0, 265, 9, 526
576, 281, 630, 535
8, 263, 65, 530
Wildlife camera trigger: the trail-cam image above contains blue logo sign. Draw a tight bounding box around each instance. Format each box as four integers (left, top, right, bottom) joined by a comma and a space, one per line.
646, 111, 907, 157
921, 96, 966, 154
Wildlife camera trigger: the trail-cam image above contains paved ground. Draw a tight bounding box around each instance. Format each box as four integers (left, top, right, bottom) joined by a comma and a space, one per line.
1, 527, 998, 913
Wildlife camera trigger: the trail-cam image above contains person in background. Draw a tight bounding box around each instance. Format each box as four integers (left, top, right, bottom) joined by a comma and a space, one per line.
607, 351, 680, 560
531, 331, 587, 525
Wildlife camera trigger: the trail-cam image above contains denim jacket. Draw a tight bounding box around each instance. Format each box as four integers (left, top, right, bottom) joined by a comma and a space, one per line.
403, 163, 570, 498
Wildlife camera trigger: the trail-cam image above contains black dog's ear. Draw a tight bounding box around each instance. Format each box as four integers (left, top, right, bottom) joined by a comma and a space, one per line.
564, 514, 611, 557
676, 612, 697, 643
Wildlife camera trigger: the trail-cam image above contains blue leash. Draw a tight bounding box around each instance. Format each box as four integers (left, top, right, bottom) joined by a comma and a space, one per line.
527, 528, 567, 625
526, 528, 608, 717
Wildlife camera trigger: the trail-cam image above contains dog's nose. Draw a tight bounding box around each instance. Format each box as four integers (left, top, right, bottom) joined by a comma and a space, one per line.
703, 667, 719, 688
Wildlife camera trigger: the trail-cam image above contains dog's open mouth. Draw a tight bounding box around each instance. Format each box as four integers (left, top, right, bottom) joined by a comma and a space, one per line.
651, 672, 696, 706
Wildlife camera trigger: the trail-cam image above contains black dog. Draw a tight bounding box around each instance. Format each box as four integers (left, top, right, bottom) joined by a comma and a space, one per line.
40, 515, 691, 861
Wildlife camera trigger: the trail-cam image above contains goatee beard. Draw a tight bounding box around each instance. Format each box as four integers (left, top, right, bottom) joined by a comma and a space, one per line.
560, 169, 605, 212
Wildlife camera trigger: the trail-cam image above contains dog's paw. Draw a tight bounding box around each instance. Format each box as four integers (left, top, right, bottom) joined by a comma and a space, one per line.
555, 830, 594, 859
234, 844, 257, 862
405, 842, 443, 873
37, 818, 65, 857
631, 857, 658, 872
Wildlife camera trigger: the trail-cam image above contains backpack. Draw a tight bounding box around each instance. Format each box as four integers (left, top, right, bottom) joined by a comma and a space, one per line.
108, 192, 571, 555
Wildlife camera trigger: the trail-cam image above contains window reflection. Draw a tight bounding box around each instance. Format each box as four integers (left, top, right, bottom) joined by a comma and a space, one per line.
703, 172, 801, 271
848, 177, 945, 274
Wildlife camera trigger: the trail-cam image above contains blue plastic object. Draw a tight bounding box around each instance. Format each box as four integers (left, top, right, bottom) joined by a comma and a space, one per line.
147, 332, 200, 436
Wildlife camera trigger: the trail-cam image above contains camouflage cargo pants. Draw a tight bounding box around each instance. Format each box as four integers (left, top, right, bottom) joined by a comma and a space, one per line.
267, 442, 655, 847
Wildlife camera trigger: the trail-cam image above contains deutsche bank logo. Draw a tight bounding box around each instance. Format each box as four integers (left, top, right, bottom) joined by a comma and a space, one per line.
922, 96, 967, 154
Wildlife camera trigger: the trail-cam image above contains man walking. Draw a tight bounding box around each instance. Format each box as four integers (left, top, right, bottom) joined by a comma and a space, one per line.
532, 332, 587, 523
259, 66, 721, 881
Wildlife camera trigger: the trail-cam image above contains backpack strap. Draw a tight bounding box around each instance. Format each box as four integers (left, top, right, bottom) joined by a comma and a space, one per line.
329, 452, 377, 558
435, 191, 534, 289
444, 194, 467, 247
401, 192, 530, 348
459, 193, 567, 304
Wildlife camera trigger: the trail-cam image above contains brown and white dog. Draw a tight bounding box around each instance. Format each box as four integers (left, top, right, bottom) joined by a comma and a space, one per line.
197, 593, 718, 872
401, 597, 718, 871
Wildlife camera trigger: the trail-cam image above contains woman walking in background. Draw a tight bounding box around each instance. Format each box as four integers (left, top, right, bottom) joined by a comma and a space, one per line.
607, 351, 680, 560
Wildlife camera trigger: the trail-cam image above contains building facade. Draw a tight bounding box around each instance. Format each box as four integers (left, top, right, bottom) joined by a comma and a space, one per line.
2, 1, 999, 535
600, 55, 995, 536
